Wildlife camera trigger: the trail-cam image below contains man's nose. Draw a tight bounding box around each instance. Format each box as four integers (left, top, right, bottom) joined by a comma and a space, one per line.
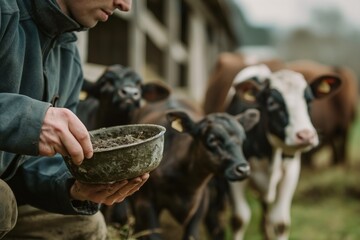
114, 0, 132, 12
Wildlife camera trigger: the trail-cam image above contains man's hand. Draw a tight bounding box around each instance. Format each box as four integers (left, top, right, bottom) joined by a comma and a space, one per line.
70, 173, 150, 205
39, 107, 93, 165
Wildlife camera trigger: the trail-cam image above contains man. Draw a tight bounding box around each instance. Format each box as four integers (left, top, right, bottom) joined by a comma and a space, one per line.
0, 0, 148, 239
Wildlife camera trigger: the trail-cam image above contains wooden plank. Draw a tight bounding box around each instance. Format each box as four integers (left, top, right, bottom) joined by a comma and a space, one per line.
188, 13, 207, 103
165, 0, 180, 86
128, 0, 146, 74
183, 0, 218, 27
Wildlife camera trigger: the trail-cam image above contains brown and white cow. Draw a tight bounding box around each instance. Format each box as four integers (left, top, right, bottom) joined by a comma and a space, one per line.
129, 97, 259, 240
204, 63, 342, 240
286, 59, 359, 165
204, 53, 359, 166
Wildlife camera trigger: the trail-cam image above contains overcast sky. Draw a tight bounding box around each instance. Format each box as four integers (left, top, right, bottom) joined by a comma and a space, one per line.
235, 0, 360, 29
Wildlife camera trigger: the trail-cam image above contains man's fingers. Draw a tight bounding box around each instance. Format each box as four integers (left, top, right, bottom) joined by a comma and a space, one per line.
61, 134, 84, 165
98, 178, 141, 205
98, 180, 129, 195
68, 114, 93, 159
140, 173, 150, 181
127, 179, 147, 196
106, 178, 143, 203
71, 176, 150, 205
104, 180, 134, 205
54, 144, 70, 158
40, 107, 93, 164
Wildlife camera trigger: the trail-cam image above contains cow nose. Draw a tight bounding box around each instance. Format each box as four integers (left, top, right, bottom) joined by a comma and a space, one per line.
225, 162, 250, 181
296, 129, 316, 143
236, 163, 251, 176
119, 87, 141, 100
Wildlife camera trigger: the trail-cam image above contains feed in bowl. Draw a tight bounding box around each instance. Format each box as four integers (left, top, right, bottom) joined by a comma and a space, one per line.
63, 124, 166, 184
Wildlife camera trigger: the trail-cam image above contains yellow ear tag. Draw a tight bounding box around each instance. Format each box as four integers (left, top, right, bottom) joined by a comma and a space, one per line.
79, 91, 88, 100
318, 81, 331, 94
171, 118, 184, 132
243, 90, 256, 102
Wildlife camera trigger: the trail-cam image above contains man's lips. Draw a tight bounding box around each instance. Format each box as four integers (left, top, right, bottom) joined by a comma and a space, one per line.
102, 9, 113, 16
98, 9, 113, 21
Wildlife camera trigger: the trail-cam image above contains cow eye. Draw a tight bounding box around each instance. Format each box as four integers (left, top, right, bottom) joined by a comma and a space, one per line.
100, 81, 115, 94
206, 134, 219, 147
304, 87, 314, 103
267, 97, 280, 111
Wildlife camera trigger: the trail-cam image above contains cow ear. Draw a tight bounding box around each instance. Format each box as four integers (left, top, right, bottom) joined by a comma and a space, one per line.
233, 80, 262, 103
93, 72, 114, 98
80, 79, 95, 99
310, 75, 342, 99
235, 109, 260, 131
166, 110, 196, 134
142, 82, 171, 102
107, 64, 125, 74
99, 81, 114, 96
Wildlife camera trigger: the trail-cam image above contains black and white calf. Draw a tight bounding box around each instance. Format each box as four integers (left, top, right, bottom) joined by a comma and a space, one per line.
206, 64, 341, 240
76, 64, 170, 130
129, 98, 259, 240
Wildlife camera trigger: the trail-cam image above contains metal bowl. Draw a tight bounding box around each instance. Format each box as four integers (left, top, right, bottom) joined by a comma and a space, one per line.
63, 124, 166, 184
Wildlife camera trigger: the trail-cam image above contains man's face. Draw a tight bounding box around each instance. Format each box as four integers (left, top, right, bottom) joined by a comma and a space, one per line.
57, 0, 132, 28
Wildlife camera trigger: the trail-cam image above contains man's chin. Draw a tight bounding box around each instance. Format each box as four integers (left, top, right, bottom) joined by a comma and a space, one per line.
77, 19, 99, 29
86, 21, 99, 28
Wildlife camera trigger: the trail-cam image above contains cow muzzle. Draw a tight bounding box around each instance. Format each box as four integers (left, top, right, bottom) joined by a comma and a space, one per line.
225, 162, 250, 181
295, 129, 318, 146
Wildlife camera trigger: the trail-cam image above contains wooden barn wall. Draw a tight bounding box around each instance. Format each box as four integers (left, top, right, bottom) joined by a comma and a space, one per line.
87, 18, 129, 66
79, 0, 237, 103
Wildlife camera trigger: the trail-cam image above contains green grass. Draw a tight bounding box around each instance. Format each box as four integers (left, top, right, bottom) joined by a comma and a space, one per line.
243, 105, 360, 240
242, 166, 360, 240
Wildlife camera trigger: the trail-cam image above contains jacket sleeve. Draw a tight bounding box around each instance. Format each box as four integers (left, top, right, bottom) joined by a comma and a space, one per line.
9, 154, 100, 215
0, 94, 51, 156
0, 6, 99, 214
0, 4, 50, 156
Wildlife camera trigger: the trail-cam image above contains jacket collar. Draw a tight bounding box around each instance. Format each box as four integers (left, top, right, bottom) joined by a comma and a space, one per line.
31, 0, 86, 37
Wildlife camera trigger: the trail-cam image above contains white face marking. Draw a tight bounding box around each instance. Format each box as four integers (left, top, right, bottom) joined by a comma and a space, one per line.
233, 64, 272, 85
225, 64, 272, 107
269, 70, 319, 150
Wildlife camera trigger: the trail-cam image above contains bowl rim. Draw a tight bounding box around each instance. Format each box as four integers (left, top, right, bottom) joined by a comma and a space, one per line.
89, 123, 166, 153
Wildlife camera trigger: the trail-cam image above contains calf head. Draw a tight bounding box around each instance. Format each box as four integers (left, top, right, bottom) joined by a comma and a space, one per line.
229, 65, 342, 155
88, 64, 170, 113
166, 109, 260, 181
